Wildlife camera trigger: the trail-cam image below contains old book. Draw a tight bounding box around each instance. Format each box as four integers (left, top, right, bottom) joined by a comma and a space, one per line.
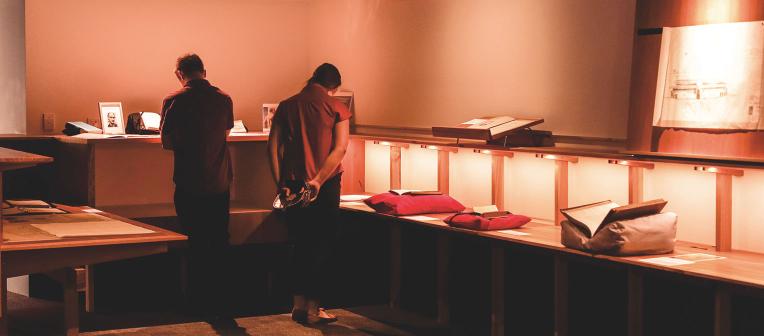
432, 116, 544, 141
561, 199, 667, 238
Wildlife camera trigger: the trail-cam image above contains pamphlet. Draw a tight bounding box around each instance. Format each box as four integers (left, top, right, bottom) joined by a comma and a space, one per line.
401, 215, 441, 222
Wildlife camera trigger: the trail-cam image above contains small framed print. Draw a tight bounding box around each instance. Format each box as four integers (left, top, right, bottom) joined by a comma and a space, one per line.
98, 102, 125, 135
262, 103, 279, 133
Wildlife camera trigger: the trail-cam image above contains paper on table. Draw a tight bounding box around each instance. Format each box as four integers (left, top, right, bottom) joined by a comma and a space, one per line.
341, 201, 365, 206
401, 215, 441, 221
82, 208, 104, 213
340, 195, 371, 202
496, 229, 530, 236
6, 200, 51, 208
20, 207, 66, 214
31, 221, 154, 237
640, 256, 694, 267
671, 253, 725, 262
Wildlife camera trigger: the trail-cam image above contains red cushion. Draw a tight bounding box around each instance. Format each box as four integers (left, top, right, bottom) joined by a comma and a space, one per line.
364, 192, 465, 216
445, 213, 531, 231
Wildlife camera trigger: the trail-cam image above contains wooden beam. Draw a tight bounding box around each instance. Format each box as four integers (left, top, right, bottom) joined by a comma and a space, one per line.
438, 150, 450, 195
492, 156, 505, 210
716, 174, 732, 252
491, 245, 505, 336
63, 268, 79, 336
628, 166, 644, 204
714, 286, 731, 336
390, 146, 402, 190
341, 139, 366, 194
555, 161, 569, 226
436, 233, 450, 325
627, 268, 644, 336
554, 255, 569, 336
389, 223, 402, 309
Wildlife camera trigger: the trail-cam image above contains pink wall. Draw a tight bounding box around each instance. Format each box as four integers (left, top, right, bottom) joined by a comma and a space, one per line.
308, 0, 636, 139
25, 0, 311, 135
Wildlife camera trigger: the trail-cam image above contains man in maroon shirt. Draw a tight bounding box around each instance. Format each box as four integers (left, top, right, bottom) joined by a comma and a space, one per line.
160, 54, 233, 315
269, 63, 351, 324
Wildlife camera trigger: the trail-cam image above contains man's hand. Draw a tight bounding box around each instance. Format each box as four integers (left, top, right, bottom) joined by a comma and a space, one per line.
306, 179, 322, 202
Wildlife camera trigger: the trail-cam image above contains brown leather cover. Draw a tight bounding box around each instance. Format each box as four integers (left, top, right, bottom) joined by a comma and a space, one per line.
561, 212, 677, 256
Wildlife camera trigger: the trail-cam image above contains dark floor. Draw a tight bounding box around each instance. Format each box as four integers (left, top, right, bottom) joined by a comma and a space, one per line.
7, 292, 447, 336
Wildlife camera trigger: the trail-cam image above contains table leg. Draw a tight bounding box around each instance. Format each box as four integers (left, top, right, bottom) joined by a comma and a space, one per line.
436, 233, 450, 325
390, 223, 401, 309
63, 268, 79, 336
491, 245, 505, 336
554, 255, 568, 336
84, 265, 94, 313
0, 253, 7, 336
714, 286, 731, 336
627, 268, 644, 336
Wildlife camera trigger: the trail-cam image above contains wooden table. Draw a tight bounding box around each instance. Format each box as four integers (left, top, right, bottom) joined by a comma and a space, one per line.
0, 205, 186, 336
340, 201, 764, 336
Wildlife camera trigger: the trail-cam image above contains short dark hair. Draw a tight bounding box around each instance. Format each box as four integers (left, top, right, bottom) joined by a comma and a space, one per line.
176, 53, 205, 75
308, 63, 341, 89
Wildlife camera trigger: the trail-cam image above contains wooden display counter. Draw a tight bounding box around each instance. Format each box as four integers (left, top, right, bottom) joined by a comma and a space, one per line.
340, 201, 763, 336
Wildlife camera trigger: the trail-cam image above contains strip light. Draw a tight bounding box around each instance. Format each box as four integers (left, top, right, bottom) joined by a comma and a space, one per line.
420, 144, 458, 153
607, 159, 655, 169
535, 153, 578, 163
473, 149, 514, 157
373, 140, 410, 148
694, 166, 744, 176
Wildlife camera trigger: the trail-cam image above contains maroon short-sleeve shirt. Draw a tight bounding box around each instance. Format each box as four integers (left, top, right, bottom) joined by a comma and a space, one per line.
272, 84, 352, 183
160, 79, 234, 194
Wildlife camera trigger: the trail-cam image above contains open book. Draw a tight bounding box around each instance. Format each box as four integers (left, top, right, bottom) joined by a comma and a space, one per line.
432, 116, 544, 141
561, 199, 667, 238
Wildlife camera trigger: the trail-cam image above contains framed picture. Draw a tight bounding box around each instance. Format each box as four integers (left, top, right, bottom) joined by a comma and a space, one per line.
262, 103, 279, 133
98, 102, 125, 135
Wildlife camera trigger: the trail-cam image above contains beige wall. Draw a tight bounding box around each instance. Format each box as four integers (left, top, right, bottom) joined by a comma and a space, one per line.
307, 0, 636, 138
25, 0, 311, 135
0, 0, 26, 134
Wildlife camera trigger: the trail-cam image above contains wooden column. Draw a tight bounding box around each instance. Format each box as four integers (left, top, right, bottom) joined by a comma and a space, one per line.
438, 150, 450, 195
627, 268, 644, 336
694, 166, 742, 252
554, 255, 569, 336
715, 174, 733, 252
389, 223, 402, 309
714, 286, 731, 336
340, 139, 366, 194
492, 156, 505, 210
629, 166, 644, 204
491, 245, 505, 336
85, 265, 95, 312
436, 233, 450, 324
538, 154, 577, 226
63, 268, 79, 336
390, 146, 402, 190
555, 161, 568, 226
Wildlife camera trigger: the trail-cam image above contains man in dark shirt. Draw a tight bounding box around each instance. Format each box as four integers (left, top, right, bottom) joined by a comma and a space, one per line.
160, 54, 233, 315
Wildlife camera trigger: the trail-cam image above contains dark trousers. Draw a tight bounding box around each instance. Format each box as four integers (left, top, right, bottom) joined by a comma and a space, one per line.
174, 188, 231, 312
285, 174, 342, 301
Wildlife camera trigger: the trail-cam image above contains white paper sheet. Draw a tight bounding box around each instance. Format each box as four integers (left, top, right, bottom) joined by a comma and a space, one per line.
341, 201, 365, 206
640, 256, 695, 267
496, 230, 530, 236
31, 221, 154, 237
401, 215, 441, 222
82, 208, 104, 213
340, 195, 371, 202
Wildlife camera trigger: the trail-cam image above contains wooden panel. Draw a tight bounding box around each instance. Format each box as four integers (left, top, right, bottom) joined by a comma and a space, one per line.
389, 223, 401, 309
554, 161, 569, 226
437, 150, 450, 195
715, 286, 732, 336
436, 233, 450, 324
716, 174, 733, 252
0, 254, 7, 336
491, 156, 505, 209
626, 34, 662, 151
627, 268, 644, 336
491, 245, 504, 336
341, 139, 366, 194
554, 255, 569, 336
637, 0, 764, 29
63, 268, 78, 336
628, 166, 644, 204
390, 146, 402, 190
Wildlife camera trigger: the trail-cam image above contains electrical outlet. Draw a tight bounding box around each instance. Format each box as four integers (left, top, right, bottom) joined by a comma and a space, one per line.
42, 113, 55, 132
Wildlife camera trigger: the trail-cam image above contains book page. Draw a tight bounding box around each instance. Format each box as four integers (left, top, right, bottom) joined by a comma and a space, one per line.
564, 201, 620, 235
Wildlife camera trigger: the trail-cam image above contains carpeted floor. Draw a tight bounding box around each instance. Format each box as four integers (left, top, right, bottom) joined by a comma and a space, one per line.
6, 293, 447, 336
